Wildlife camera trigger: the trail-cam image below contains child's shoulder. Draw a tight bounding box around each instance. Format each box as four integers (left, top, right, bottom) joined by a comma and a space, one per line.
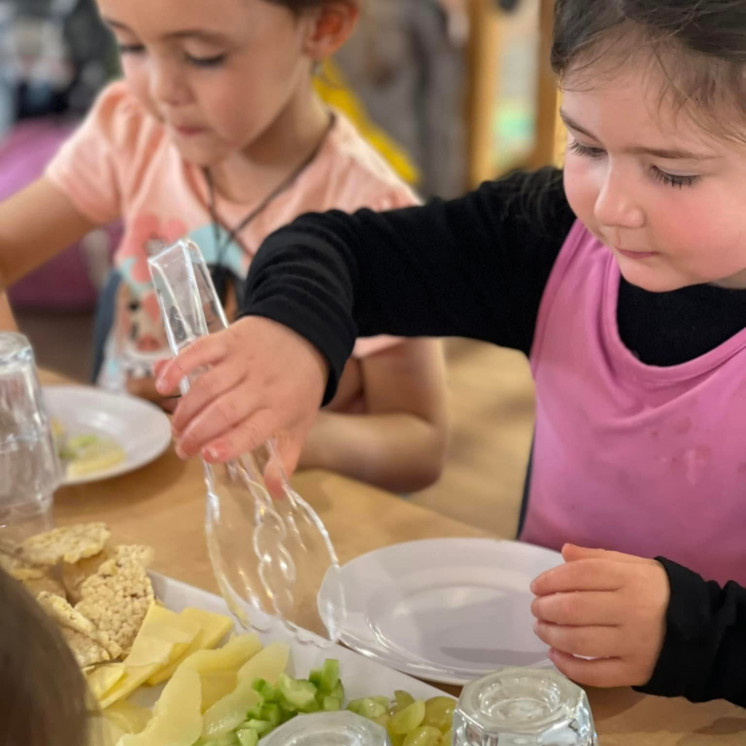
84, 80, 166, 158
321, 111, 420, 210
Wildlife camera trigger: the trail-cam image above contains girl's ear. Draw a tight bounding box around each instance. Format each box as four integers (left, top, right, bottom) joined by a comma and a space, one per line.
302, 2, 359, 61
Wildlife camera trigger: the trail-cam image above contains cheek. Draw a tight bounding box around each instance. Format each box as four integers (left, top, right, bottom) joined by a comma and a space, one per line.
120, 61, 160, 119
563, 157, 600, 225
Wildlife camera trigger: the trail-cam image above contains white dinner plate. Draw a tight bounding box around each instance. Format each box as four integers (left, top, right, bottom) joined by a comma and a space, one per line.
43, 385, 172, 486
319, 538, 563, 685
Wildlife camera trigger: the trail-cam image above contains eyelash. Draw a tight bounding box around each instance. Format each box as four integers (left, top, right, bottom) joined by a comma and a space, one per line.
568, 140, 700, 189
117, 44, 227, 69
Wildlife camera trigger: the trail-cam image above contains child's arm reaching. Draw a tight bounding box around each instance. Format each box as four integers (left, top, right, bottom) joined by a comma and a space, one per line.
158, 169, 575, 466
0, 178, 97, 289
531, 544, 746, 707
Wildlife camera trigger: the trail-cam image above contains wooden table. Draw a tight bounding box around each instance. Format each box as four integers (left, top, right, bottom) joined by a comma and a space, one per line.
46, 381, 746, 744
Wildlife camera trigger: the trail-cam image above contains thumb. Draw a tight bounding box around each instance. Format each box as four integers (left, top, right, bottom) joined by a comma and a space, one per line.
263, 428, 305, 501
562, 543, 652, 565
561, 544, 605, 562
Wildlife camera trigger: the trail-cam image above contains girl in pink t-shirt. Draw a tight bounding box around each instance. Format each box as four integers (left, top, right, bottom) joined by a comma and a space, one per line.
0, 0, 447, 493
157, 0, 746, 704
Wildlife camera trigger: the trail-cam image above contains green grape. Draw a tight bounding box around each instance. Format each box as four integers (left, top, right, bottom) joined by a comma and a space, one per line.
391, 690, 416, 714
402, 725, 443, 746
440, 728, 452, 745
423, 697, 456, 733
389, 700, 426, 735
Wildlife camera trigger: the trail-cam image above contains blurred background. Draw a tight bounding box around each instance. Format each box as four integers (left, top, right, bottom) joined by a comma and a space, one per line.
0, 0, 561, 537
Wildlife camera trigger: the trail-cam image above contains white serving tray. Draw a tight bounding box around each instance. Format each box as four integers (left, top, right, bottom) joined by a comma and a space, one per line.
128, 573, 452, 713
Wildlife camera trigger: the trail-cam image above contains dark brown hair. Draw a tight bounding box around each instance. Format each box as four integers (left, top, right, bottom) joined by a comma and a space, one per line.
0, 569, 89, 746
551, 0, 746, 139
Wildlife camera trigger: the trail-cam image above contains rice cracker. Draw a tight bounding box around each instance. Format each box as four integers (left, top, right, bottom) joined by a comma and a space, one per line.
62, 544, 154, 603
75, 557, 155, 655
22, 523, 110, 566
37, 591, 121, 667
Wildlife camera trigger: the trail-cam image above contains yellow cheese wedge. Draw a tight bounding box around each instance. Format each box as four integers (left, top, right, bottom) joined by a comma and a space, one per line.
86, 663, 126, 701
118, 668, 202, 746
201, 642, 289, 738
146, 607, 234, 686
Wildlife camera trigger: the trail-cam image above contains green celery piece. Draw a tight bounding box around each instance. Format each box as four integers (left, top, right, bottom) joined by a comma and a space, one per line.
308, 668, 323, 688
319, 659, 340, 694
252, 678, 278, 702
243, 720, 274, 737
260, 703, 282, 726
329, 681, 344, 701
322, 695, 343, 711
277, 673, 318, 712
236, 730, 259, 746
68, 434, 98, 451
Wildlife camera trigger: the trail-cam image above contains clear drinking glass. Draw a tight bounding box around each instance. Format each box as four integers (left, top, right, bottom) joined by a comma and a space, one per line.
148, 239, 346, 644
453, 668, 598, 746
0, 333, 60, 541
260, 711, 391, 746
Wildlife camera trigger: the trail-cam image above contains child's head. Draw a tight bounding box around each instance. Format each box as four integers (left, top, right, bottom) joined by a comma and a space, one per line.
96, 0, 358, 166
551, 0, 746, 293
0, 568, 89, 745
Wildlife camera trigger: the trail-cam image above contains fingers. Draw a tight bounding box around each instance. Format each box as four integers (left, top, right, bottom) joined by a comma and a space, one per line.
531, 591, 622, 627
155, 334, 229, 396
534, 621, 623, 659
531, 559, 625, 596
197, 407, 280, 463
562, 544, 655, 565
171, 363, 246, 438
547, 648, 632, 688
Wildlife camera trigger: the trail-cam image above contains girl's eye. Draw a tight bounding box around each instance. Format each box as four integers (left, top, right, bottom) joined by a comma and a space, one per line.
651, 167, 700, 189
185, 53, 227, 68
118, 43, 146, 56
568, 140, 606, 159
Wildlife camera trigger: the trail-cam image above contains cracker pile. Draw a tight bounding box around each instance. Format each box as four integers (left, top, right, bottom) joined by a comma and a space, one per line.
0, 523, 154, 669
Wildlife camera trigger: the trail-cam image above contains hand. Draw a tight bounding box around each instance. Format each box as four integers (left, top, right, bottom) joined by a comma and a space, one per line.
530, 544, 670, 688
154, 316, 328, 480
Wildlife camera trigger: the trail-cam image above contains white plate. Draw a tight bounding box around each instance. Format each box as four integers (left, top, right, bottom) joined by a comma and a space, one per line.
319, 538, 562, 685
132, 573, 450, 713
43, 385, 172, 486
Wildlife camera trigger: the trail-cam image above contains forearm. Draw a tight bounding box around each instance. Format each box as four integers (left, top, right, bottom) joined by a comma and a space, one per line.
0, 178, 96, 288
299, 410, 446, 493
0, 293, 17, 331
636, 559, 746, 706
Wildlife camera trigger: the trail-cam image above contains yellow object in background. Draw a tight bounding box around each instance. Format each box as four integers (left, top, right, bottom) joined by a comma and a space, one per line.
315, 60, 421, 188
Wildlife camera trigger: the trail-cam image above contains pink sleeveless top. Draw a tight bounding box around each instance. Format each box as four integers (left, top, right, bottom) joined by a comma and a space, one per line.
524, 221, 746, 584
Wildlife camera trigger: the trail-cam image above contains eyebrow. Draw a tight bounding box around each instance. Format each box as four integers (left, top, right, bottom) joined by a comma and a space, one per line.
104, 18, 230, 44
559, 109, 719, 161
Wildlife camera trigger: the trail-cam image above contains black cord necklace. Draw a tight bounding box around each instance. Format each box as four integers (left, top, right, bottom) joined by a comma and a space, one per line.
204, 114, 334, 303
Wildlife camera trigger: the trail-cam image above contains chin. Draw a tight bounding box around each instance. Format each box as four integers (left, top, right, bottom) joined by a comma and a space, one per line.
617, 263, 689, 294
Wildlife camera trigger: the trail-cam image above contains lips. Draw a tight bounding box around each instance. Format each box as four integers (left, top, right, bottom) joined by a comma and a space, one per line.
172, 124, 206, 137
614, 246, 658, 260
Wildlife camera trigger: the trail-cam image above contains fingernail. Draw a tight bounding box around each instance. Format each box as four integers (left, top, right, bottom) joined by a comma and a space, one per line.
175, 443, 186, 459
155, 378, 168, 395
204, 446, 221, 461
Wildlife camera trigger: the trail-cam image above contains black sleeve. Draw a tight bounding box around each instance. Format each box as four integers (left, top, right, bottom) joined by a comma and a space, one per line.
241, 167, 574, 401
635, 559, 746, 707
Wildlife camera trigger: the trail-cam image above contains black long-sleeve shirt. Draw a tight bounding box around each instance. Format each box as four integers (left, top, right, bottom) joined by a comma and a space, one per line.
241, 168, 746, 706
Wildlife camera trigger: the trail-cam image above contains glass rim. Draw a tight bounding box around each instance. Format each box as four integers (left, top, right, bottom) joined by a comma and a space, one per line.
0, 331, 32, 363
458, 667, 589, 733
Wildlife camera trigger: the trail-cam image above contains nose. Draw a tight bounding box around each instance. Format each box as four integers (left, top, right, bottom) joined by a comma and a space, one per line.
593, 165, 645, 230
149, 58, 191, 108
